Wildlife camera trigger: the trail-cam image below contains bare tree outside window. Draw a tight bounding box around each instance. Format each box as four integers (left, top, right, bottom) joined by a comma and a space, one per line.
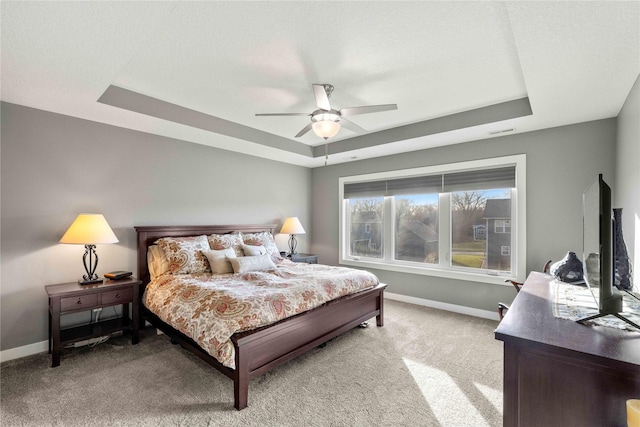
395, 195, 439, 263
349, 197, 384, 258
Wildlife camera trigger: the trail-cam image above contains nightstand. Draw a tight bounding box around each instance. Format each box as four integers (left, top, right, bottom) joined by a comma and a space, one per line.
289, 253, 318, 264
45, 277, 142, 367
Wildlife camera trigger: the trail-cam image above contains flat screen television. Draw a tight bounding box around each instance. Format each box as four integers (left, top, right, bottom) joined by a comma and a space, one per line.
579, 174, 638, 329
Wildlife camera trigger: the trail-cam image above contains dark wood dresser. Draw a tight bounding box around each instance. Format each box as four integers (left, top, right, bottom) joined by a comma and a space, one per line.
495, 271, 640, 427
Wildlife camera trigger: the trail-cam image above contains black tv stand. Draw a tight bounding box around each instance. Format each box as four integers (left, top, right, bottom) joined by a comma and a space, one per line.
577, 311, 640, 330
622, 288, 640, 302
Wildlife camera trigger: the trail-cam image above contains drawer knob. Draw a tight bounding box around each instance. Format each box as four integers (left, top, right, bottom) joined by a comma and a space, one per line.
115, 294, 120, 299
76, 299, 82, 305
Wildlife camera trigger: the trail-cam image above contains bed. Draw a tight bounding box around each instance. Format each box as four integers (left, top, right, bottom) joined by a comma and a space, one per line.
135, 224, 386, 410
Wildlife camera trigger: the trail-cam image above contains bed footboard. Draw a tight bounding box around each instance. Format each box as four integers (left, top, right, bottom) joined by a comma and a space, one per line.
232, 282, 386, 409
141, 282, 385, 410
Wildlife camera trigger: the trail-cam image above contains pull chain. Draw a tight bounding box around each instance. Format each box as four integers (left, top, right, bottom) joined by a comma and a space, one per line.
325, 143, 328, 166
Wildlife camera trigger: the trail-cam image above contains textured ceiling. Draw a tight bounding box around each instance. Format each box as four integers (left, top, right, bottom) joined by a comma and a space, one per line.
1, 1, 638, 167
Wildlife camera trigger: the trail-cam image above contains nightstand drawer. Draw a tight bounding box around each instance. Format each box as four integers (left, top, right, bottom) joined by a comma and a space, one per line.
60, 294, 98, 311
101, 288, 133, 304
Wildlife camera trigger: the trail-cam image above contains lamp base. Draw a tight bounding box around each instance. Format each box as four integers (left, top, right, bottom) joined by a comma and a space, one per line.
288, 234, 298, 256
79, 278, 103, 285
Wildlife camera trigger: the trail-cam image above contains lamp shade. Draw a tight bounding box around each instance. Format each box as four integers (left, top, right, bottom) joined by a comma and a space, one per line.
280, 217, 306, 235
60, 214, 119, 245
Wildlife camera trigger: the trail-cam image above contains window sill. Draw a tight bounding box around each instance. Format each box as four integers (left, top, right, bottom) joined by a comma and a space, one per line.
340, 257, 523, 286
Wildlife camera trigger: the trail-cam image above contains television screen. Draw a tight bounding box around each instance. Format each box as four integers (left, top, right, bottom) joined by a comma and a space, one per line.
582, 177, 602, 291
582, 174, 622, 315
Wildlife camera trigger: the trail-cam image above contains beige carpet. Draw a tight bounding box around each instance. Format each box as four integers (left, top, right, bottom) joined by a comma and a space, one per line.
0, 300, 503, 426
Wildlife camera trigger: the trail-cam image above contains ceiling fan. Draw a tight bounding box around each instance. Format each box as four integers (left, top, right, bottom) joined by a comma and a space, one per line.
256, 84, 398, 140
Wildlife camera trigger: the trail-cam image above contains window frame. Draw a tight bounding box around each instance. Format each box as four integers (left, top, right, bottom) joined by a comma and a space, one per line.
495, 219, 511, 234
338, 154, 527, 285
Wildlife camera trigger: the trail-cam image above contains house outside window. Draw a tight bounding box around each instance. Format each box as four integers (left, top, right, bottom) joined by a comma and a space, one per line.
485, 200, 512, 270
473, 225, 486, 240
339, 155, 527, 285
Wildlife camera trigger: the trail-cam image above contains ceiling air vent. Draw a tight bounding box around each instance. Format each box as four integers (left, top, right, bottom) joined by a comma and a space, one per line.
488, 128, 515, 135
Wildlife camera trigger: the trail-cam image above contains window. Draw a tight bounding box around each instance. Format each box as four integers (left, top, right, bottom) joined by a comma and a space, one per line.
339, 155, 526, 284
495, 220, 511, 233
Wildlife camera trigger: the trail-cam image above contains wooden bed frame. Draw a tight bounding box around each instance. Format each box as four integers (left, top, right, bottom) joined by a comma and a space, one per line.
135, 224, 386, 410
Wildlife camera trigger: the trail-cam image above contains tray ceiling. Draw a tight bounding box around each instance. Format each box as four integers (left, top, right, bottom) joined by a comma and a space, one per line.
2, 1, 638, 167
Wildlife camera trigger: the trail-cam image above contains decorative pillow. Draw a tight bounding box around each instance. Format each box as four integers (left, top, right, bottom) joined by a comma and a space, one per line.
202, 248, 236, 274
228, 254, 276, 274
242, 232, 282, 260
147, 245, 170, 279
207, 233, 244, 257
156, 235, 211, 274
242, 244, 267, 256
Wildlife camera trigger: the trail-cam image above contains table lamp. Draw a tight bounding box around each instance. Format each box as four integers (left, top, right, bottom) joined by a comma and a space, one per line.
280, 217, 306, 256
60, 214, 119, 284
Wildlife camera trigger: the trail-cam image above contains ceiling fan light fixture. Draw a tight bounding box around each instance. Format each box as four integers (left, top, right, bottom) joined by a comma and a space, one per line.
311, 111, 341, 139
256, 84, 396, 140
312, 120, 341, 140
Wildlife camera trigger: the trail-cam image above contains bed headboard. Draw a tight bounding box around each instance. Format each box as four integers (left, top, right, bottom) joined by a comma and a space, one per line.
134, 224, 277, 285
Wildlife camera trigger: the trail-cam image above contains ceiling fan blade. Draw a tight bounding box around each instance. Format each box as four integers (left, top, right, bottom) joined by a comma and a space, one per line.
255, 113, 311, 116
295, 122, 314, 138
339, 104, 398, 116
313, 84, 332, 111
340, 117, 367, 134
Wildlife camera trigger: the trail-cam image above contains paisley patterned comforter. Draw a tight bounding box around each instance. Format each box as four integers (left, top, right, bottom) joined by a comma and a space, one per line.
143, 259, 379, 369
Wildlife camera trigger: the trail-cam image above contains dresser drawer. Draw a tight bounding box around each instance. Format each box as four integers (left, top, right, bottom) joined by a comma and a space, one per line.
101, 288, 133, 304
60, 294, 98, 311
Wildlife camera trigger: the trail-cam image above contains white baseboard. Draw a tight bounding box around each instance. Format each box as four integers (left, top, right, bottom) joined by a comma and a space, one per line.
0, 340, 48, 363
385, 292, 500, 321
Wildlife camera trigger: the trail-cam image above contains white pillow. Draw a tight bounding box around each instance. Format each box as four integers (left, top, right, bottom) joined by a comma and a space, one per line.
202, 248, 236, 274
242, 244, 267, 256
147, 245, 170, 279
228, 254, 276, 274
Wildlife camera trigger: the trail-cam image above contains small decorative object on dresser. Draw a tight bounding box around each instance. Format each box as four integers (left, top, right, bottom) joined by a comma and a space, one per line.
550, 251, 584, 284
59, 214, 119, 284
289, 253, 318, 264
613, 208, 633, 290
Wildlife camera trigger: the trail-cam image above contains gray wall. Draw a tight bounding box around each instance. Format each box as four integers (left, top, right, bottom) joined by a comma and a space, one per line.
615, 74, 640, 273
1, 102, 311, 351
311, 119, 617, 312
